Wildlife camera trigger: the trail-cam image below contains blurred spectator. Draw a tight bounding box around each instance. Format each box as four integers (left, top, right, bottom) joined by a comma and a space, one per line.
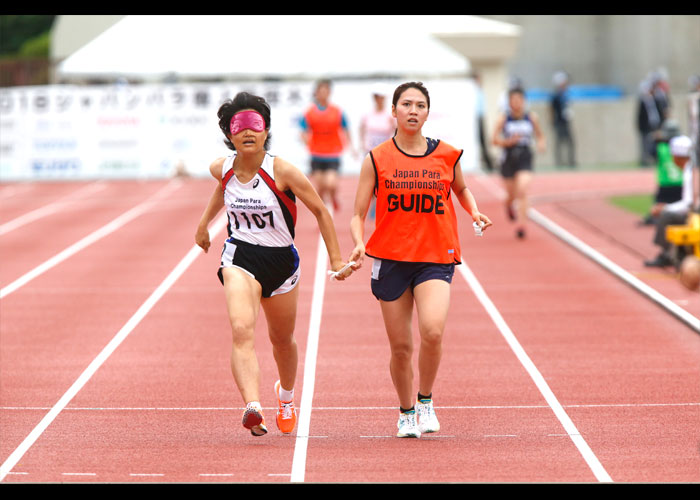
550, 71, 577, 168
644, 135, 694, 268
636, 78, 664, 167
472, 72, 494, 171
689, 74, 700, 92
640, 119, 683, 225
651, 68, 672, 119
359, 83, 395, 219
359, 83, 395, 155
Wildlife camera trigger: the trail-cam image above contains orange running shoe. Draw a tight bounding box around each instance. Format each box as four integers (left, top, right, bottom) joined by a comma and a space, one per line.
274, 380, 297, 434
242, 402, 267, 436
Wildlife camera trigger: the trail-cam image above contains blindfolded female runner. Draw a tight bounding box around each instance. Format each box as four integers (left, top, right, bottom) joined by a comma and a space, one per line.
196, 92, 353, 437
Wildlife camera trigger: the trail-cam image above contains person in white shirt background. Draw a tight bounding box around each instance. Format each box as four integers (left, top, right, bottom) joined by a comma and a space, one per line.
644, 134, 695, 268
358, 84, 396, 219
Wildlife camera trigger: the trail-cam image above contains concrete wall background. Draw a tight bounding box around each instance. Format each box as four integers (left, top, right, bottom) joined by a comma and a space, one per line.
479, 15, 699, 168
482, 15, 700, 95
520, 92, 693, 168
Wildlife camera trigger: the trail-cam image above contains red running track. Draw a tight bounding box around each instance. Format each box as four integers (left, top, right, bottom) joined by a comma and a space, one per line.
0, 171, 698, 483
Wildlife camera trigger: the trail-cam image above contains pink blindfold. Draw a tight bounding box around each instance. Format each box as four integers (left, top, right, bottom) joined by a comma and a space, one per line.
230, 110, 266, 135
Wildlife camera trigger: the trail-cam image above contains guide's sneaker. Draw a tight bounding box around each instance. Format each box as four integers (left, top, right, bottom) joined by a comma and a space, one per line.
274, 380, 297, 434
396, 410, 421, 438
416, 398, 440, 434
242, 403, 267, 436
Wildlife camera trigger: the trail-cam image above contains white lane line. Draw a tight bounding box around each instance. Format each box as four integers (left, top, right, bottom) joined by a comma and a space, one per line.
0, 214, 228, 483
471, 174, 699, 332
528, 207, 700, 333
290, 229, 328, 483
0, 183, 33, 199
0, 181, 106, 235
457, 262, 613, 483
0, 180, 182, 299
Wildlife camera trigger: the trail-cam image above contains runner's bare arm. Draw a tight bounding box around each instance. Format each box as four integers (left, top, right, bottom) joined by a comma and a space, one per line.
274, 157, 352, 279
349, 154, 375, 269
195, 158, 226, 252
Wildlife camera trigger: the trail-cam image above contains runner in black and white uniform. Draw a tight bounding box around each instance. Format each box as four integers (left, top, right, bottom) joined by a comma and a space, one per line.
500, 110, 535, 178
195, 92, 353, 439
218, 151, 300, 298
491, 87, 546, 239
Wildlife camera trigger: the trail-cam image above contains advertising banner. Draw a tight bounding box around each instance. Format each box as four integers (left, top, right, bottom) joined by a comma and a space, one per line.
0, 79, 477, 181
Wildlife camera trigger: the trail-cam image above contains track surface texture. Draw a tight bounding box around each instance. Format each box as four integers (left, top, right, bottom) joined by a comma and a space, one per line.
1, 169, 698, 484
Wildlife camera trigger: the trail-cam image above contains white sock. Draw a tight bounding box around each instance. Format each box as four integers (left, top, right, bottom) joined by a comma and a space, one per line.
278, 386, 294, 402
247, 401, 262, 411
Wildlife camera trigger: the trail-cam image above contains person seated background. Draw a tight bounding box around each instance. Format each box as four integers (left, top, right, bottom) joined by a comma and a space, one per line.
644, 134, 694, 268
640, 119, 683, 225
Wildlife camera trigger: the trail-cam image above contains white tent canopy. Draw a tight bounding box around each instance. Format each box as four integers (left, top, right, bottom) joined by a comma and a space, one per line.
52, 15, 521, 81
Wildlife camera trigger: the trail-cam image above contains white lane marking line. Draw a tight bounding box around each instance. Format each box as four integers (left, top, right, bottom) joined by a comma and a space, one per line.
0, 181, 106, 235
359, 435, 455, 439
291, 226, 328, 483
0, 213, 227, 483
527, 207, 700, 333
0, 183, 33, 199
457, 262, 613, 483
471, 174, 699, 332
0, 180, 181, 299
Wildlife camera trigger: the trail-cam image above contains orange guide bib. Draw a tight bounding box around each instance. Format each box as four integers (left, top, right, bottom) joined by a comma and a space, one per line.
366, 139, 463, 264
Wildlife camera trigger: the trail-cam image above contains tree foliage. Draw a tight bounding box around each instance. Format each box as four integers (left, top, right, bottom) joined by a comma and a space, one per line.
0, 15, 56, 57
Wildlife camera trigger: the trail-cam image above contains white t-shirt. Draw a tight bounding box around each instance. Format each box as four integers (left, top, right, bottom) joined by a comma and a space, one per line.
665, 160, 694, 214
361, 110, 396, 152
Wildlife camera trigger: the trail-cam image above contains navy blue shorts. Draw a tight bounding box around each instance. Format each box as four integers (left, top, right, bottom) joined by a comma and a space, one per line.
370, 259, 455, 302
218, 237, 300, 298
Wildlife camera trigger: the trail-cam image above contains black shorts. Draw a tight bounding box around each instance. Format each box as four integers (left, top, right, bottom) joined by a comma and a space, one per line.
500, 146, 533, 178
310, 159, 341, 173
218, 237, 300, 298
370, 258, 455, 302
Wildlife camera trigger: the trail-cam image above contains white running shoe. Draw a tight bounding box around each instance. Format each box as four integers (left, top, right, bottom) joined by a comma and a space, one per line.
416, 398, 440, 433
396, 410, 421, 438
